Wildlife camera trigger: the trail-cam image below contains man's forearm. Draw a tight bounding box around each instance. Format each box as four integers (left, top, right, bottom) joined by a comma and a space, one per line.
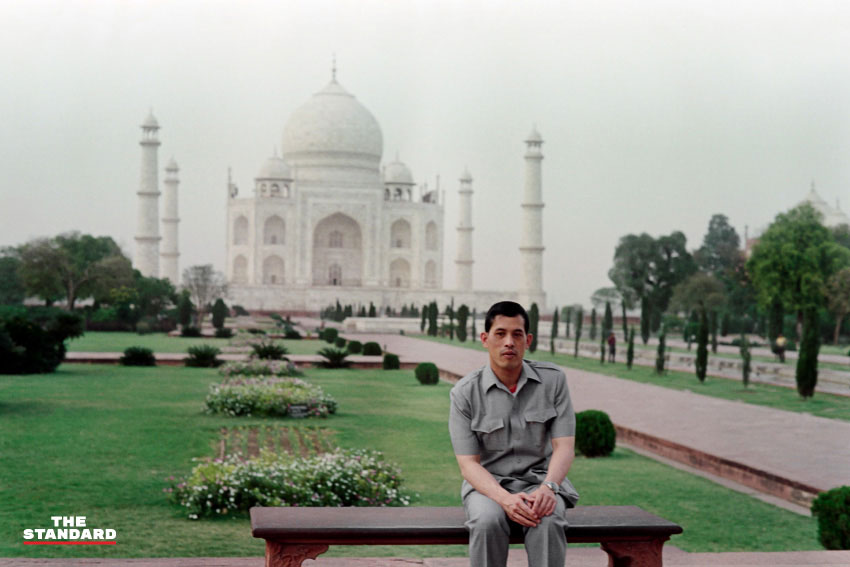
457, 456, 512, 506
544, 436, 575, 486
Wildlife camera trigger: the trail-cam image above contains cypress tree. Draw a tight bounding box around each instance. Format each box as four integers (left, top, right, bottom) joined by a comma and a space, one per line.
529, 303, 539, 353
640, 297, 650, 344
420, 306, 427, 333
446, 299, 455, 340
456, 304, 469, 342
626, 327, 635, 369
603, 301, 613, 338
573, 307, 583, 358
599, 334, 606, 364
796, 307, 820, 398
550, 307, 559, 355
655, 328, 666, 375
471, 308, 477, 340
696, 306, 709, 383
710, 310, 718, 354
359, 305, 367, 317
211, 298, 228, 330
564, 306, 572, 338
590, 308, 597, 340
177, 290, 194, 328
720, 312, 730, 337
368, 302, 376, 318
768, 297, 783, 344
740, 332, 751, 388
427, 301, 438, 336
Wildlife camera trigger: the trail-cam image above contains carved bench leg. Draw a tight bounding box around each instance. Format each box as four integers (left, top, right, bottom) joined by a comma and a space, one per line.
265, 541, 329, 567
601, 537, 667, 567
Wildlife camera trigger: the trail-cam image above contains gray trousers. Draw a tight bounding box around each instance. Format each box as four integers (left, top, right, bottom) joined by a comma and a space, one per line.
463, 486, 568, 567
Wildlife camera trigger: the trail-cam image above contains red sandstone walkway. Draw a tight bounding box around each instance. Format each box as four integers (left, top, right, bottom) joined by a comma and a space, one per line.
355, 334, 850, 497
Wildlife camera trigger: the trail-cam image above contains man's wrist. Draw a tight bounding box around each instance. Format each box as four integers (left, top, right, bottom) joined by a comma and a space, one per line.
542, 481, 559, 494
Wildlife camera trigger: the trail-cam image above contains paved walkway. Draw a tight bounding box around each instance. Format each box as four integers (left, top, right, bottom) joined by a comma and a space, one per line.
355, 334, 850, 495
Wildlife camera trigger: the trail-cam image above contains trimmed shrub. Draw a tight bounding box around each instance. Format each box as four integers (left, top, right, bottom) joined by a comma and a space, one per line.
362, 341, 382, 356
250, 340, 290, 360
575, 410, 616, 457
321, 327, 339, 343
382, 353, 400, 370
120, 346, 156, 366
811, 485, 850, 549
283, 326, 302, 339
185, 345, 222, 367
205, 376, 337, 418
0, 310, 83, 374
169, 448, 410, 518
334, 337, 347, 348
317, 347, 350, 368
232, 304, 250, 316
415, 362, 439, 385
219, 359, 301, 378
215, 327, 234, 338
181, 326, 202, 337
347, 340, 363, 354
211, 298, 228, 330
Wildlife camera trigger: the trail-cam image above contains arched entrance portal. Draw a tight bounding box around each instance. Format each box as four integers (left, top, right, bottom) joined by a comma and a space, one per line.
313, 213, 363, 286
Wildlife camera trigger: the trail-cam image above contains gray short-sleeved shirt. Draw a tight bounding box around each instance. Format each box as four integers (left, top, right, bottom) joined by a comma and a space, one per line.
449, 359, 579, 506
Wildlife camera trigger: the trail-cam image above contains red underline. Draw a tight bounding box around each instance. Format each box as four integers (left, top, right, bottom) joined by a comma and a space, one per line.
23, 541, 117, 545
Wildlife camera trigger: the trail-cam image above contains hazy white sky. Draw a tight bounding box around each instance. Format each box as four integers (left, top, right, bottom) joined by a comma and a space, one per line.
2, 0, 849, 308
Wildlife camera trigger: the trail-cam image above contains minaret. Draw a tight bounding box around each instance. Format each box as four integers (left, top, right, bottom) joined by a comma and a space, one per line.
160, 157, 180, 283
455, 168, 474, 289
134, 111, 161, 277
518, 126, 546, 310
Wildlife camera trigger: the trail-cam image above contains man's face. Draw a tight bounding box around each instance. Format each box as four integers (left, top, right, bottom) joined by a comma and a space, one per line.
481, 314, 532, 375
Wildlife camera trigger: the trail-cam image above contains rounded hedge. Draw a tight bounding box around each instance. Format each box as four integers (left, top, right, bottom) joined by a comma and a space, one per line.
575, 409, 616, 457
382, 353, 400, 370
322, 327, 339, 343
415, 362, 439, 385
120, 346, 156, 366
811, 485, 850, 549
334, 336, 347, 348
347, 340, 363, 354
362, 341, 382, 356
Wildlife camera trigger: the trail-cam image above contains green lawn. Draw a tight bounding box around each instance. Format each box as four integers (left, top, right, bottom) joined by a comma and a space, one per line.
0, 364, 821, 558
67, 331, 329, 355
418, 335, 850, 422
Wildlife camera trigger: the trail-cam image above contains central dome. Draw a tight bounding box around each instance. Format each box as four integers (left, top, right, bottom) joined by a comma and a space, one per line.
282, 79, 383, 171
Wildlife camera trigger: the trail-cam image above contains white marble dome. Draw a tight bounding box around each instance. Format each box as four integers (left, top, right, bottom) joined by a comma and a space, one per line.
282, 79, 383, 169
384, 160, 414, 185
256, 155, 292, 180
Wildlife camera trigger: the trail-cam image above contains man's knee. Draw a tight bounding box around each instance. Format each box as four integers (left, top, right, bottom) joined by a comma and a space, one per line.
465, 493, 509, 535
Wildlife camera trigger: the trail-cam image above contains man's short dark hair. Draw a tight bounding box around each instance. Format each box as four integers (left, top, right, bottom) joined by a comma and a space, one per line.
484, 301, 529, 333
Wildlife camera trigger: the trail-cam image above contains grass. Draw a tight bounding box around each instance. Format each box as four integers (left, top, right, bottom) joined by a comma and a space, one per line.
0, 364, 822, 558
418, 335, 850, 422
67, 331, 329, 355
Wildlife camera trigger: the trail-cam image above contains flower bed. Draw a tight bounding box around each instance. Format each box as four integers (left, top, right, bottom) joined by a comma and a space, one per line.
168, 448, 411, 518
205, 376, 337, 418
219, 359, 302, 378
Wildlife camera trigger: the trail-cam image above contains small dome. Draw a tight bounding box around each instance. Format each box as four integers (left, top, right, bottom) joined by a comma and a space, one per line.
282, 79, 383, 169
256, 155, 292, 180
165, 157, 179, 171
526, 126, 542, 143
384, 160, 414, 185
142, 110, 159, 129
460, 167, 473, 183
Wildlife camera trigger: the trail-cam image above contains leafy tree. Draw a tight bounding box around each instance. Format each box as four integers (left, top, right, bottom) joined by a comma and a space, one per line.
669, 272, 726, 315
590, 287, 620, 311
589, 308, 597, 340
211, 298, 228, 330
182, 264, 227, 327
826, 267, 850, 344
0, 309, 84, 374
529, 303, 539, 353
456, 304, 469, 342
767, 297, 784, 344
695, 307, 708, 382
0, 251, 25, 304
573, 307, 583, 358
609, 231, 696, 334
18, 232, 132, 309
695, 214, 741, 277
132, 273, 177, 319
626, 327, 635, 369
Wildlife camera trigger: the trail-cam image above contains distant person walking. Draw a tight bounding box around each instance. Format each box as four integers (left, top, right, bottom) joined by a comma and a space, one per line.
607, 331, 616, 363
774, 333, 787, 363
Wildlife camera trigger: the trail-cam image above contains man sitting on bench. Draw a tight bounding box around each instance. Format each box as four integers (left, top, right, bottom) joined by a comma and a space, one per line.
449, 301, 579, 567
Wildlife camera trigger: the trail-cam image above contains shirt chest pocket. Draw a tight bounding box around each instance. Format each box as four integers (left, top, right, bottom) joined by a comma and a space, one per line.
471, 417, 507, 452
523, 407, 558, 448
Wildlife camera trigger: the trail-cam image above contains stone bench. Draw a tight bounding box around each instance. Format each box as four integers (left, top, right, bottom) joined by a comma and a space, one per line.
251, 505, 683, 567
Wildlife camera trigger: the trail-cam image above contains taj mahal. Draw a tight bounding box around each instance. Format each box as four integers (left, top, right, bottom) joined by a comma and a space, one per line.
132, 70, 548, 313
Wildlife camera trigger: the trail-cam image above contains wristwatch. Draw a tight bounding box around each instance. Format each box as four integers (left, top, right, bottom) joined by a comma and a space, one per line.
542, 481, 560, 494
